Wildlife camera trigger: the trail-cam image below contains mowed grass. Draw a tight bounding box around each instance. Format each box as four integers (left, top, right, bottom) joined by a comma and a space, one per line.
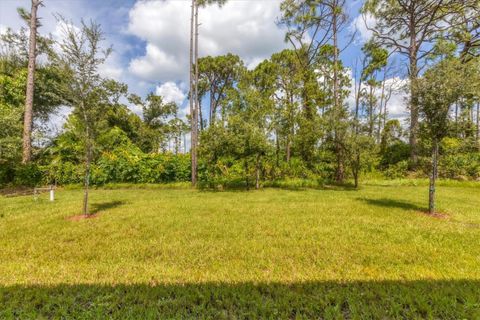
1, 183, 479, 319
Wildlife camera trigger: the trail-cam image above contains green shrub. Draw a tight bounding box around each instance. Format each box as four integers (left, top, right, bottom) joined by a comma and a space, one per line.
380, 142, 410, 168
13, 164, 43, 187
0, 164, 15, 186
383, 160, 409, 179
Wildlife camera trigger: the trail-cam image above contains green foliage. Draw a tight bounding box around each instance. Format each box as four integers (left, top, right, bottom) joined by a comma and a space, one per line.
380, 142, 410, 168
439, 138, 480, 179
13, 163, 43, 187
383, 160, 409, 179
46, 146, 191, 186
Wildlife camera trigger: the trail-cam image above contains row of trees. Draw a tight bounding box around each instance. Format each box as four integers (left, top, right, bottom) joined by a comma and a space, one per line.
186, 0, 480, 212
1, 0, 479, 215
1, 4, 189, 214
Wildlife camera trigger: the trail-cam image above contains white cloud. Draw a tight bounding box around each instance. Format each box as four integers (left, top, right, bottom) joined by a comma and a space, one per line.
155, 82, 186, 106
127, 0, 287, 83
351, 13, 376, 44
383, 78, 409, 120
347, 68, 409, 122
99, 52, 124, 80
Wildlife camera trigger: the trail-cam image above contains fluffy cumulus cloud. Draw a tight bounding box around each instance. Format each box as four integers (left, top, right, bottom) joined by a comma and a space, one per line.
127, 0, 287, 83
383, 78, 409, 120
155, 82, 186, 106
350, 13, 376, 44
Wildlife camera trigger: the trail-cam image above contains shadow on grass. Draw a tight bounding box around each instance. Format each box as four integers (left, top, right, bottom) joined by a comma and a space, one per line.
358, 198, 425, 211
90, 200, 126, 214
0, 280, 478, 319
199, 182, 359, 193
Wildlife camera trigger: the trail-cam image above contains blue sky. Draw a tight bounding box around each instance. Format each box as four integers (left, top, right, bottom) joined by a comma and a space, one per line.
0, 0, 408, 125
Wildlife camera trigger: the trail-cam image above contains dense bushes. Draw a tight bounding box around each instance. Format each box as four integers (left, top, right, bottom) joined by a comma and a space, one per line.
1, 133, 479, 188
0, 152, 191, 187
48, 151, 191, 186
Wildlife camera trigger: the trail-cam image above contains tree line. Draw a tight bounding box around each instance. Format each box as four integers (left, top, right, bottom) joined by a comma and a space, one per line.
0, 0, 479, 214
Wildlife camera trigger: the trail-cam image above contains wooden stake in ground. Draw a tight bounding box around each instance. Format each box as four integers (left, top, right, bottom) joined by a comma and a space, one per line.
22, 0, 42, 164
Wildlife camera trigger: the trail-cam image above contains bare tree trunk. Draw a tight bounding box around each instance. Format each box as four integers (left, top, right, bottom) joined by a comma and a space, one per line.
192, 1, 199, 186
455, 101, 459, 136
275, 129, 280, 169
353, 153, 360, 188
83, 136, 92, 216
244, 158, 249, 191
428, 139, 439, 214
476, 102, 479, 147
332, 8, 344, 183
377, 69, 386, 142
189, 0, 197, 186
382, 89, 388, 132
209, 90, 214, 125
368, 85, 375, 137
255, 154, 260, 190
353, 61, 362, 135
82, 106, 92, 216
199, 100, 204, 131
286, 137, 291, 162
409, 54, 419, 168
22, 0, 41, 164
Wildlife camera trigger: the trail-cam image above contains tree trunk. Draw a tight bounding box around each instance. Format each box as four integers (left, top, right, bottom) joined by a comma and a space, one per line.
22, 0, 41, 164
209, 90, 214, 125
382, 88, 388, 134
354, 69, 362, 135
83, 136, 92, 216
286, 137, 291, 163
368, 85, 374, 137
428, 139, 439, 214
408, 41, 419, 168
455, 102, 459, 136
82, 103, 92, 216
244, 158, 249, 190
275, 129, 280, 169
189, 0, 195, 184
192, 1, 199, 186
353, 153, 360, 189
255, 154, 260, 190
377, 71, 386, 142
476, 102, 479, 148
332, 9, 344, 183
199, 100, 204, 131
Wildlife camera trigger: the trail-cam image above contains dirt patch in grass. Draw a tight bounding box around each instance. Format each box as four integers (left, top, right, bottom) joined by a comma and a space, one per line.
0, 187, 33, 197
417, 210, 449, 219
66, 214, 98, 221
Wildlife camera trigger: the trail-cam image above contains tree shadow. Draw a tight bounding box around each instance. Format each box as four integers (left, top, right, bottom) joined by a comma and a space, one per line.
199, 182, 359, 193
90, 200, 126, 214
0, 280, 478, 318
357, 197, 425, 211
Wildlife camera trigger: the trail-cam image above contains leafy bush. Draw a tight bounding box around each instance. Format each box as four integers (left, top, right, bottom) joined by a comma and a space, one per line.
0, 164, 15, 186
383, 160, 409, 179
13, 164, 43, 187
380, 142, 410, 168
439, 153, 480, 180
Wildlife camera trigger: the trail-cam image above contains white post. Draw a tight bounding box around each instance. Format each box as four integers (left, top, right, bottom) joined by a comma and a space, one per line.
49, 186, 54, 202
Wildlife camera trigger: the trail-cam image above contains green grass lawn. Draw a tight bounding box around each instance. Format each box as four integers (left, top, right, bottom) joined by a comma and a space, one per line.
1, 183, 479, 319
